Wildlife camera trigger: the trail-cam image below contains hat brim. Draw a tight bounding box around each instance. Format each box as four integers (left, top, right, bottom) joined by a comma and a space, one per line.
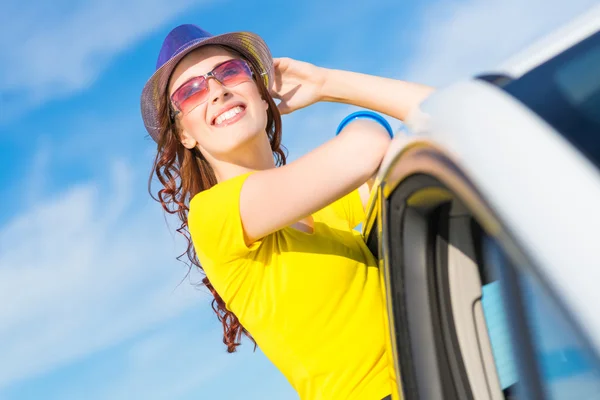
140, 31, 273, 142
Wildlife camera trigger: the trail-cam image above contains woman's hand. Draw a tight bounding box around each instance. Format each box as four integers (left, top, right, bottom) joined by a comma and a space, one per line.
269, 57, 328, 114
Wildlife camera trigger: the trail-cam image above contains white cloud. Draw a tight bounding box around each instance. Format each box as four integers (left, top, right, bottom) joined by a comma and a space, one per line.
48, 321, 298, 400
0, 155, 208, 389
23, 136, 52, 206
0, 0, 205, 122
396, 0, 598, 86
279, 0, 599, 153
90, 327, 237, 400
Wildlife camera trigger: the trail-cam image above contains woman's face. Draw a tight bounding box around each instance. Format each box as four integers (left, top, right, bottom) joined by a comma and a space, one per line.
168, 46, 269, 159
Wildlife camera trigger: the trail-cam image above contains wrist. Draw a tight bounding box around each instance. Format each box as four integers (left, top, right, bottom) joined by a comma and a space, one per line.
316, 66, 332, 102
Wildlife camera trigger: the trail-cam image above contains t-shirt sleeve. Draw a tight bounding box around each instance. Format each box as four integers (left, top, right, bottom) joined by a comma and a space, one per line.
331, 188, 367, 229
187, 172, 260, 264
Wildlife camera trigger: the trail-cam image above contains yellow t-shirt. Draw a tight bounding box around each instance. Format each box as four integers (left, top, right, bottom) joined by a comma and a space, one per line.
188, 172, 393, 400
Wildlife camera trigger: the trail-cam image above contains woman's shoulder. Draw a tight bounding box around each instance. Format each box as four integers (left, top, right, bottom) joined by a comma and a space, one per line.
190, 171, 255, 211
188, 171, 260, 263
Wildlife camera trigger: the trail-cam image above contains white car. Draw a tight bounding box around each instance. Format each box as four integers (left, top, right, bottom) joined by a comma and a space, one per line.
365, 5, 600, 400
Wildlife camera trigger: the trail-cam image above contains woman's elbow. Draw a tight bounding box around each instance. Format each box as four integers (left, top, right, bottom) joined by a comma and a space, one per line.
338, 120, 392, 180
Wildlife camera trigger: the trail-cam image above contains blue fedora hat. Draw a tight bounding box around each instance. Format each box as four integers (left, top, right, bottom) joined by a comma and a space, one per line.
140, 24, 273, 142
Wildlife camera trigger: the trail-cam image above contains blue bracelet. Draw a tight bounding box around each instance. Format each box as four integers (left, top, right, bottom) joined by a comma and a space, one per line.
335, 111, 394, 138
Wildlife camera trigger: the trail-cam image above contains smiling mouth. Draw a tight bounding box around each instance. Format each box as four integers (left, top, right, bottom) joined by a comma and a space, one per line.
213, 105, 246, 126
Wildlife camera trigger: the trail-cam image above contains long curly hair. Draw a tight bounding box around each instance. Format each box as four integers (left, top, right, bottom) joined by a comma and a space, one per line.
148, 47, 287, 353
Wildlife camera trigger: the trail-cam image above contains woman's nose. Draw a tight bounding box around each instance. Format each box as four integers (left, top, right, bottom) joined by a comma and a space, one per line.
207, 77, 230, 104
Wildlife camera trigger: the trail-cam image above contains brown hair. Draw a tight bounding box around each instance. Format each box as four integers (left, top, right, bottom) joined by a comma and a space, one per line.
148, 49, 286, 353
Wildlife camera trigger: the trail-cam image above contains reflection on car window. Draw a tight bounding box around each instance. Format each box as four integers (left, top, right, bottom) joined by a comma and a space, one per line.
554, 42, 600, 126
481, 281, 519, 391
480, 248, 521, 398
483, 238, 600, 400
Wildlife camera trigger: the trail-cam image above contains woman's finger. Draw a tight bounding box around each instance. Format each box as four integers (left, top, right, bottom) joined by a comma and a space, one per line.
269, 88, 282, 100
277, 100, 292, 115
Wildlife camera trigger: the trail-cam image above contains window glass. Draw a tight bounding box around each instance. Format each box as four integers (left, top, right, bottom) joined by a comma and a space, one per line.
519, 273, 600, 399
482, 238, 600, 399
503, 32, 600, 170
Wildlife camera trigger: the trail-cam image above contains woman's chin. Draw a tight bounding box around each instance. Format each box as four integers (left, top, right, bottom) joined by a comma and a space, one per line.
213, 129, 261, 152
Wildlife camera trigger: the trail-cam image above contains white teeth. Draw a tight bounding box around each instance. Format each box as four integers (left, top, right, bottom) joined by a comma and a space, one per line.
215, 106, 243, 125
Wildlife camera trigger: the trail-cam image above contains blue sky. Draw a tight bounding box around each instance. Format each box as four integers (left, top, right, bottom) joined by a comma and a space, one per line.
0, 0, 597, 399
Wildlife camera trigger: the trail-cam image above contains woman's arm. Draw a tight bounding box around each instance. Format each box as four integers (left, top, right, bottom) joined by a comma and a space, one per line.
241, 118, 391, 244
320, 69, 434, 121
239, 58, 430, 244
271, 57, 434, 120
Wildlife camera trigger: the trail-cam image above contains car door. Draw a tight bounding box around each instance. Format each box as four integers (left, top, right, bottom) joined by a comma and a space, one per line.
364, 143, 600, 400
363, 25, 600, 400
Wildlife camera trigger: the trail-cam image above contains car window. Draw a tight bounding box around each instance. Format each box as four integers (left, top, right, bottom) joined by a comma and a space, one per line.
502, 31, 600, 171
482, 238, 600, 399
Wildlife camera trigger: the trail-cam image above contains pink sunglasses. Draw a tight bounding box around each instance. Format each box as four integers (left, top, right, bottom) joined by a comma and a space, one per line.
170, 59, 255, 117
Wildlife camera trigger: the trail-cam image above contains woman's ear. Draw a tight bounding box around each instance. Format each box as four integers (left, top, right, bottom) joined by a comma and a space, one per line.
179, 129, 197, 149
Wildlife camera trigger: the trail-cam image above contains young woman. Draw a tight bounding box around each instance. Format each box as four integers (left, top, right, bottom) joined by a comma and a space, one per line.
141, 24, 433, 400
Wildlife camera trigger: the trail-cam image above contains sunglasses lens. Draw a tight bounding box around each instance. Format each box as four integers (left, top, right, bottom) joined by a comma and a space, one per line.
172, 77, 208, 115
214, 59, 253, 87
